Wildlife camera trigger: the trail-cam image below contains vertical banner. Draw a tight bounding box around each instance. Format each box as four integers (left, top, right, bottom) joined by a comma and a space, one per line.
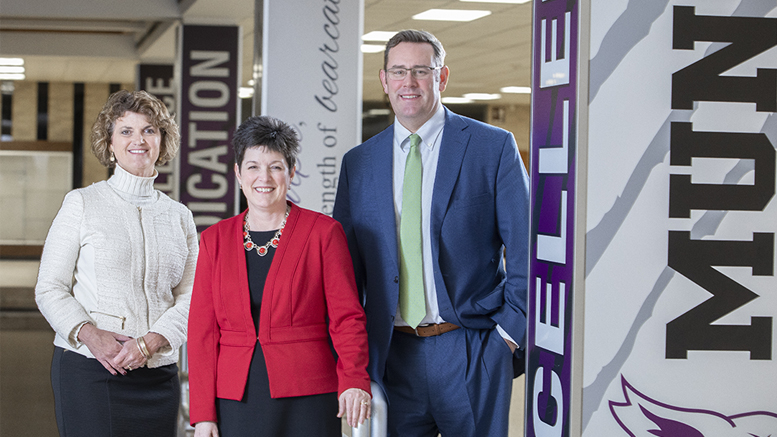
260, 0, 363, 214
137, 64, 177, 199
582, 2, 776, 436
527, 0, 580, 436
178, 25, 241, 232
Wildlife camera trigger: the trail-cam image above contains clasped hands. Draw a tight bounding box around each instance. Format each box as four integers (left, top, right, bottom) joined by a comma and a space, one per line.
77, 323, 161, 375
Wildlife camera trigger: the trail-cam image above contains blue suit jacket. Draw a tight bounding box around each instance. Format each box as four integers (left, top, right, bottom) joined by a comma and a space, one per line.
333, 108, 529, 388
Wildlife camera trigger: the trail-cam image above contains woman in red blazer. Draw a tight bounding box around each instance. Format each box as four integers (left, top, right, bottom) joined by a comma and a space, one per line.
188, 116, 371, 437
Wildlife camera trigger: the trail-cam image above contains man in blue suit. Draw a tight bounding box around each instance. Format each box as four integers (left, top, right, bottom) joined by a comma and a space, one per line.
333, 29, 529, 436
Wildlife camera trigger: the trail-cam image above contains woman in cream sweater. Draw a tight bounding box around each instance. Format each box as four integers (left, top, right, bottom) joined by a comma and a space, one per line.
35, 90, 198, 436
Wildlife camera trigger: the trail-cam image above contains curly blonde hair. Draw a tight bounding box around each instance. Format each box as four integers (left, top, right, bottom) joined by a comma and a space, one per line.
91, 90, 180, 168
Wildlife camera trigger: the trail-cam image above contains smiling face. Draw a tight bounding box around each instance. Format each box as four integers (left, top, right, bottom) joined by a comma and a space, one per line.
380, 41, 449, 133
110, 111, 161, 177
235, 146, 294, 215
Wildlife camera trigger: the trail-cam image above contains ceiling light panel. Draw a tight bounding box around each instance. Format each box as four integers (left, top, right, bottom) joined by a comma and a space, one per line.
0, 58, 24, 66
0, 66, 25, 74
501, 86, 531, 93
463, 92, 502, 100
362, 31, 397, 42
412, 9, 492, 22
0, 74, 26, 80
441, 97, 474, 104
361, 44, 385, 54
461, 0, 531, 4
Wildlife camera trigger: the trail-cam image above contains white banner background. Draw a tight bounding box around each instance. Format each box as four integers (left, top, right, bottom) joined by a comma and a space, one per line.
261, 0, 363, 214
582, 2, 777, 436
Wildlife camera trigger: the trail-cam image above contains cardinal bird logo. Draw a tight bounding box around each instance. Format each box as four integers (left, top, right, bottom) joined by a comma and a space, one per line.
609, 376, 777, 436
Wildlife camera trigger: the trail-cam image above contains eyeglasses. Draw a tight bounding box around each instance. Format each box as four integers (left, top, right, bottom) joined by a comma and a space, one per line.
384, 66, 443, 81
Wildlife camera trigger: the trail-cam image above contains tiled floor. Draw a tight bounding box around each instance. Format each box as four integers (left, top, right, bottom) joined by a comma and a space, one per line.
1, 314, 59, 436
0, 261, 526, 437
0, 273, 57, 436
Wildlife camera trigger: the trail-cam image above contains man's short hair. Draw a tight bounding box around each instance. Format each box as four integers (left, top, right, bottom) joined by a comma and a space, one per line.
384, 29, 446, 70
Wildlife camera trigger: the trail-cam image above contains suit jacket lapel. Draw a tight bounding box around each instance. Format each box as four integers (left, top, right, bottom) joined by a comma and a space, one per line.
431, 109, 469, 236
371, 129, 399, 271
429, 109, 470, 324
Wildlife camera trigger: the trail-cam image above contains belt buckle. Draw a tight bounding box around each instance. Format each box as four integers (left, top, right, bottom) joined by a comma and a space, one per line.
413, 326, 421, 336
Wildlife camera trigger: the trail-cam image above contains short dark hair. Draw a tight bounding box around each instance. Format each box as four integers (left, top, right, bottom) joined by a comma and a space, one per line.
91, 90, 180, 167
384, 29, 446, 70
232, 116, 300, 170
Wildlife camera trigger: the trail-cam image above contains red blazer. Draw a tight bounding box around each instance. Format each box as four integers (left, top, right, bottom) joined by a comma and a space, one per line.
187, 203, 371, 424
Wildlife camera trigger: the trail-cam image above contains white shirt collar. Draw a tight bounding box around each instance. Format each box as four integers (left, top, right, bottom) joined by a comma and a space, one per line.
394, 105, 446, 152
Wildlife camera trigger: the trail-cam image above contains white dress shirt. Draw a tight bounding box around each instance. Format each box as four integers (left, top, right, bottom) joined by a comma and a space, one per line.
392, 105, 446, 327
391, 106, 517, 346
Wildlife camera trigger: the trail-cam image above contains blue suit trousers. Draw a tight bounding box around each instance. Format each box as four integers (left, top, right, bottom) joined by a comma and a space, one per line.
384, 327, 514, 437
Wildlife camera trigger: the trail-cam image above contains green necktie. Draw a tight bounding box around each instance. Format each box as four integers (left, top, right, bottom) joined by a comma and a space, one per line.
399, 133, 425, 328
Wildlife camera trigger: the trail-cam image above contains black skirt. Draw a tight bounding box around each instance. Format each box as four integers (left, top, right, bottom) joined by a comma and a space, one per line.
216, 342, 340, 437
51, 346, 179, 437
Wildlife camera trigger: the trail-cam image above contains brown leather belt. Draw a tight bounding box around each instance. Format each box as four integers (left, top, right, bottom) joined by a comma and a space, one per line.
394, 322, 460, 337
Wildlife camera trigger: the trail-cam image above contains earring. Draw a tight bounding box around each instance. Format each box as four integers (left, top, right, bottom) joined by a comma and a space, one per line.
109, 152, 115, 163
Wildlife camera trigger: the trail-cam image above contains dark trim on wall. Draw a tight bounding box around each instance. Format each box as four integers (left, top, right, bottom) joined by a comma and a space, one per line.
1, 87, 11, 140
0, 287, 37, 310
36, 82, 48, 140
72, 83, 84, 188
0, 245, 43, 260
0, 141, 70, 152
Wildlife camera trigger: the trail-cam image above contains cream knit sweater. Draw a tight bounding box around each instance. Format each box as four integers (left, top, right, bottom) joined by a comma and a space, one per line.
35, 165, 198, 368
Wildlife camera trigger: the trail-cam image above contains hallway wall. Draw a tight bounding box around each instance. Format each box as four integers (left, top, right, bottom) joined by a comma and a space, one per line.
1, 80, 532, 436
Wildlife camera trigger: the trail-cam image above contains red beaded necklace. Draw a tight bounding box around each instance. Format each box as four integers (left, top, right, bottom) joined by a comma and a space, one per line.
243, 205, 290, 256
